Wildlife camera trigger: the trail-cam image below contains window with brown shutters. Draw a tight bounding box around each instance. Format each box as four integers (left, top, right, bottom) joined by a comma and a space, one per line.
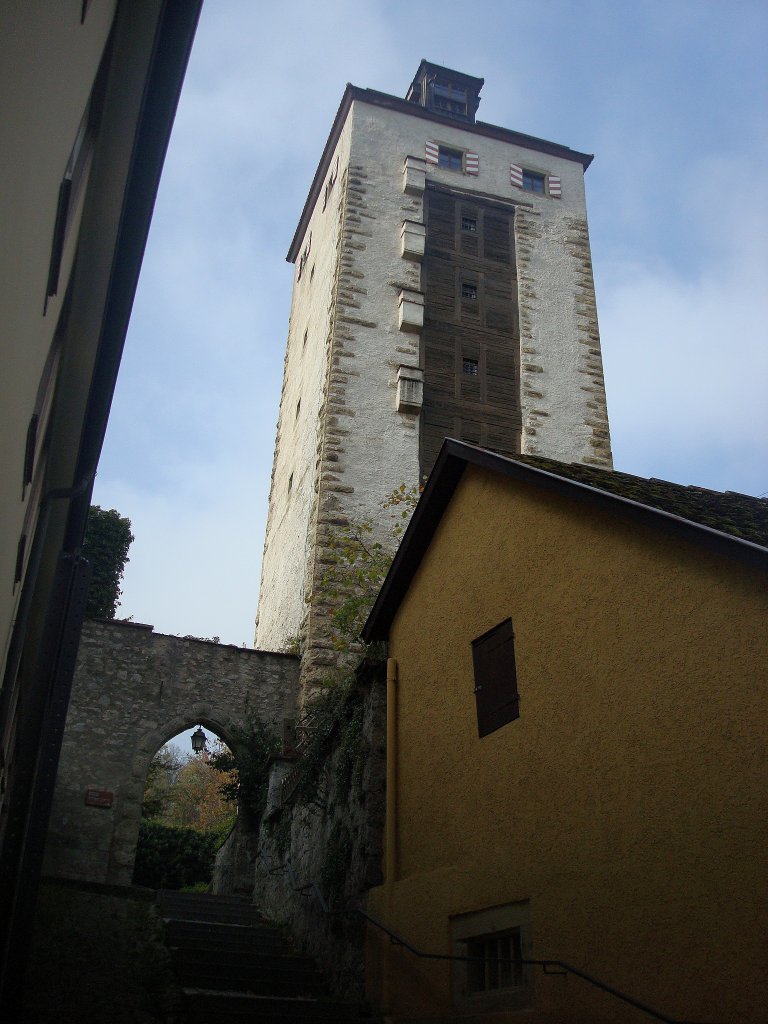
420, 185, 521, 474
471, 618, 519, 738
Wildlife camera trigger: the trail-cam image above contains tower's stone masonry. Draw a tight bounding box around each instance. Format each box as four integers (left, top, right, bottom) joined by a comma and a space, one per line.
256, 67, 612, 682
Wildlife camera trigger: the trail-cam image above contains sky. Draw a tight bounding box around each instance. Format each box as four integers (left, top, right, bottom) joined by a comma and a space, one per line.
92, 0, 768, 647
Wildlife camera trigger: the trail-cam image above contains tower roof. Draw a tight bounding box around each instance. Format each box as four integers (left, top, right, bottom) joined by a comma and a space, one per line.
287, 75, 594, 263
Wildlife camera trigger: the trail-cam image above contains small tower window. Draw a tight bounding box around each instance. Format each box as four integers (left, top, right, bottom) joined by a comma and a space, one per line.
432, 82, 468, 117
522, 170, 546, 194
288, 473, 293, 493
463, 358, 479, 376
461, 282, 478, 300
438, 146, 463, 171
461, 216, 477, 232
295, 399, 301, 419
303, 328, 308, 348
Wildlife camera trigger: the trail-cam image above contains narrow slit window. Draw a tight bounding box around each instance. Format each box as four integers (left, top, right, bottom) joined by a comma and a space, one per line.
295, 399, 301, 419
288, 473, 293, 493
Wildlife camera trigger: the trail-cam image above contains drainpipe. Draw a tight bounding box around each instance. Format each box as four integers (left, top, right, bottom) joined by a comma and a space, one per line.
382, 656, 398, 1018
385, 657, 398, 883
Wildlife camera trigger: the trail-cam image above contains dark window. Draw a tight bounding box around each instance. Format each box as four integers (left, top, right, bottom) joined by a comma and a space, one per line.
303, 328, 308, 347
471, 618, 519, 737
462, 358, 479, 375
14, 534, 27, 587
522, 170, 546, 194
438, 146, 463, 171
432, 83, 468, 117
461, 216, 477, 232
466, 930, 524, 993
461, 282, 477, 300
295, 398, 301, 419
23, 414, 39, 491
287, 473, 293, 493
310, 264, 315, 282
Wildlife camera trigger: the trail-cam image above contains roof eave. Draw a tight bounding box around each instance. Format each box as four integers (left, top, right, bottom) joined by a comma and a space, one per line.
286, 85, 593, 264
362, 440, 768, 642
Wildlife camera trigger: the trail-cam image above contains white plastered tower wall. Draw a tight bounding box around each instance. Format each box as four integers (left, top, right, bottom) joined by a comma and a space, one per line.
255, 75, 612, 674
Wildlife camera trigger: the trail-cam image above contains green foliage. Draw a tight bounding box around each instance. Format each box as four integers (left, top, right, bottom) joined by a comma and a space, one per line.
142, 744, 184, 820
320, 483, 421, 654
207, 720, 281, 819
320, 821, 353, 907
132, 820, 225, 890
82, 506, 134, 619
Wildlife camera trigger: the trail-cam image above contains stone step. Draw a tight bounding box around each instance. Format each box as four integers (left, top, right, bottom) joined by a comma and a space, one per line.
181, 989, 379, 1022
163, 919, 287, 954
171, 952, 326, 996
158, 891, 270, 926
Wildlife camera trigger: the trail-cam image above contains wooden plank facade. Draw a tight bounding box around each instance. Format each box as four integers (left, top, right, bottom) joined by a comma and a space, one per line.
420, 185, 521, 475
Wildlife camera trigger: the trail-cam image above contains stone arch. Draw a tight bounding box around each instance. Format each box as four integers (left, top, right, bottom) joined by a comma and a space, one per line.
43, 621, 300, 886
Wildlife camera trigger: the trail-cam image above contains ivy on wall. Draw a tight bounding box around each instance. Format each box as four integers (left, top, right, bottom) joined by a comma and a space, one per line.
82, 505, 134, 619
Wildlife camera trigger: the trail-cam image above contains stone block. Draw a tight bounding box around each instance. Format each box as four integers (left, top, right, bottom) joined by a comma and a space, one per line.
398, 288, 424, 332
403, 155, 426, 194
400, 220, 425, 261
396, 365, 424, 414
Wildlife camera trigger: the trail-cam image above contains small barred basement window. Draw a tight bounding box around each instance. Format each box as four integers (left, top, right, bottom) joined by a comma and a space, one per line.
451, 900, 532, 1013
466, 929, 524, 993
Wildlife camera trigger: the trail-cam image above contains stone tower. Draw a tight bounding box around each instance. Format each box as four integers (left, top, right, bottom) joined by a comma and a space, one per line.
255, 61, 611, 678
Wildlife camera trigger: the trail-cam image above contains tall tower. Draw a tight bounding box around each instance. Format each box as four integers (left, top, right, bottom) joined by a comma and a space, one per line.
255, 62, 611, 679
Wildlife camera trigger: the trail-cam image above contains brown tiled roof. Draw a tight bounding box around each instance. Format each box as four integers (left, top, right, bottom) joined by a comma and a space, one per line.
514, 455, 768, 547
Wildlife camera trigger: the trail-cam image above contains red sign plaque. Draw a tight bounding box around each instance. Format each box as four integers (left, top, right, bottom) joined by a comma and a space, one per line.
84, 788, 113, 809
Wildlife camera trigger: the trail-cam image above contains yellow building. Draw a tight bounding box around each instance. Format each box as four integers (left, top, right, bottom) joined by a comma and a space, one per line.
0, 3, 201, 1013
362, 440, 768, 1024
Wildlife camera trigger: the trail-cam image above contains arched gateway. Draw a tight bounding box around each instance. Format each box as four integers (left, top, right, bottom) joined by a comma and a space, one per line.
43, 620, 299, 885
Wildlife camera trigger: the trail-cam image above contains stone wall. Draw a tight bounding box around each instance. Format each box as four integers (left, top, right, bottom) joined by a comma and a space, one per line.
22, 878, 180, 1024
43, 619, 299, 885
251, 661, 387, 998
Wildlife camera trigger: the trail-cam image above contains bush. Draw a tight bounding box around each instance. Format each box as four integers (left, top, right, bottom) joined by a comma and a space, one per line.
132, 820, 224, 890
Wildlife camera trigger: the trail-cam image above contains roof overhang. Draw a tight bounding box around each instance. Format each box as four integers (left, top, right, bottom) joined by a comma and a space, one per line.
287, 85, 594, 264
362, 440, 768, 642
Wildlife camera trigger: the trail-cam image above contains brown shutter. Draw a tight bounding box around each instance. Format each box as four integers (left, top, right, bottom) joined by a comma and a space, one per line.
472, 618, 519, 738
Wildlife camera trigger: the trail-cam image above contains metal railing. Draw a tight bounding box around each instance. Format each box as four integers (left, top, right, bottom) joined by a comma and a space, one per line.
266, 856, 721, 1024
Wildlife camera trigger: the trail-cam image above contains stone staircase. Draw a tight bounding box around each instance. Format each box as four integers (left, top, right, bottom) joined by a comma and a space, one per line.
157, 891, 378, 1023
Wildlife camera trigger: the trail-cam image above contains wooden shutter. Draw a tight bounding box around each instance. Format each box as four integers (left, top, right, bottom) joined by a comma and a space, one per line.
465, 151, 479, 176
547, 175, 562, 198
472, 618, 519, 738
509, 163, 523, 189
425, 141, 439, 165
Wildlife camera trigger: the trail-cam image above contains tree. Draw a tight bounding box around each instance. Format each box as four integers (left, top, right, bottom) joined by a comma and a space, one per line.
82, 505, 134, 618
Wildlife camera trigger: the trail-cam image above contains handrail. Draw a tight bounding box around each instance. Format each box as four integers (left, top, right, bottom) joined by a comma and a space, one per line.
358, 907, 721, 1024
259, 855, 720, 1024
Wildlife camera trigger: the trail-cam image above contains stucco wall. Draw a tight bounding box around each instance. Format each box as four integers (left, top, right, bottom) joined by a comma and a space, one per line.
367, 467, 767, 1023
44, 620, 299, 885
0, 1, 117, 678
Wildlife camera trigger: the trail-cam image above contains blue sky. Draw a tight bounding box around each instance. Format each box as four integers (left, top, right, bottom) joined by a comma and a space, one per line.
93, 0, 768, 646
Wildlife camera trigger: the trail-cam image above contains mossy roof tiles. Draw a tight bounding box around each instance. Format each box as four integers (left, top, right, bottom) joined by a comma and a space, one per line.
514, 455, 768, 547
